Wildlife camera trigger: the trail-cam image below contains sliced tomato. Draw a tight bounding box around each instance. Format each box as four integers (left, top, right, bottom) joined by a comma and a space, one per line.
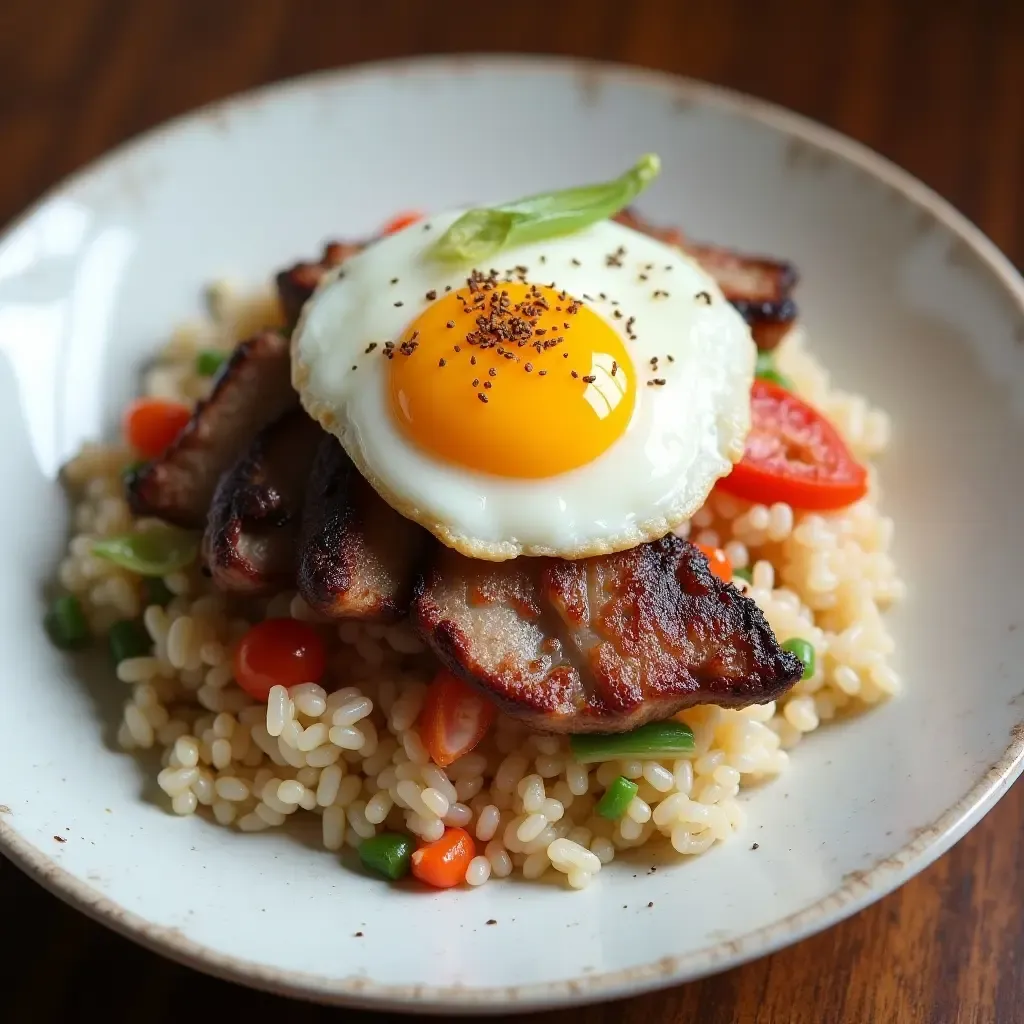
380, 210, 423, 235
419, 669, 497, 768
123, 398, 191, 459
233, 619, 326, 701
695, 544, 733, 583
719, 380, 868, 510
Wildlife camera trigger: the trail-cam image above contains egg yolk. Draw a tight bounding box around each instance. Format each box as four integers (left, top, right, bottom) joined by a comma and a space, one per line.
388, 279, 635, 478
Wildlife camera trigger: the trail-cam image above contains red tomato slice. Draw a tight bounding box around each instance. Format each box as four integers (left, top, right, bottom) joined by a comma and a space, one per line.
695, 544, 733, 583
123, 398, 192, 459
233, 619, 326, 701
419, 670, 497, 768
719, 380, 868, 510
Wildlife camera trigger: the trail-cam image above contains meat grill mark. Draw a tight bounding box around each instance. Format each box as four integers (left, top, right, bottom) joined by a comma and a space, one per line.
613, 208, 799, 351
202, 409, 322, 594
297, 437, 430, 621
413, 535, 803, 733
126, 329, 296, 528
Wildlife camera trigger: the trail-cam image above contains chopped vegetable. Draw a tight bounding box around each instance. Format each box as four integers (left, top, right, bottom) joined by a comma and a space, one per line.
381, 210, 423, 235
142, 577, 174, 607
569, 721, 695, 763
232, 618, 326, 702
430, 154, 661, 264
733, 567, 753, 583
121, 459, 146, 483
410, 827, 475, 889
597, 776, 639, 820
695, 543, 733, 584
109, 619, 151, 664
719, 379, 869, 510
44, 595, 90, 650
754, 351, 793, 390
419, 669, 497, 767
359, 832, 415, 880
195, 349, 227, 376
122, 398, 191, 459
782, 637, 815, 680
92, 527, 198, 576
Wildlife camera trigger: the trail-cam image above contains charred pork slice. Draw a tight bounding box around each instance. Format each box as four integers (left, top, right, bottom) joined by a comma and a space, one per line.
203, 409, 323, 594
276, 240, 364, 328
297, 437, 429, 621
614, 208, 798, 350
127, 330, 297, 528
413, 535, 802, 734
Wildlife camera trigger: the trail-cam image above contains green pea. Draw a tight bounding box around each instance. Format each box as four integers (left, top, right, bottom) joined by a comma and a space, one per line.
783, 637, 815, 680
109, 619, 152, 665
45, 595, 91, 650
195, 349, 228, 376
596, 776, 639, 820
359, 832, 414, 880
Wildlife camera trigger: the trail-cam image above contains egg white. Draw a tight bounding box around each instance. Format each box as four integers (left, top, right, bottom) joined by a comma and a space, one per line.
293, 212, 755, 560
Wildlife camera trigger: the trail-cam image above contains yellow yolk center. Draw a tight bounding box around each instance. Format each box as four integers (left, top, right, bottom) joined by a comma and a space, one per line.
388, 280, 635, 478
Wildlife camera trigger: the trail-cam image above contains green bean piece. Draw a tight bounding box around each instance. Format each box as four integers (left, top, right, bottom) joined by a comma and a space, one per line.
44, 595, 91, 650
597, 776, 639, 820
569, 721, 695, 764
358, 832, 415, 880
782, 637, 816, 680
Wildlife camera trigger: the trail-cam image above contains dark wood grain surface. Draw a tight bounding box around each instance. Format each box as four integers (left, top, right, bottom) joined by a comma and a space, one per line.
2, 1, 1022, 1021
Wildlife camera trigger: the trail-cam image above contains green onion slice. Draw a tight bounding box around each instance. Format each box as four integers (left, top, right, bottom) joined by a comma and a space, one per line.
569, 721, 695, 764
429, 154, 661, 264
597, 776, 639, 820
92, 527, 198, 577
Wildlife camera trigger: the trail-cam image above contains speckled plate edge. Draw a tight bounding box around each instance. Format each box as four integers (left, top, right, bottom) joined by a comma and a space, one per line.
1, 55, 1022, 1015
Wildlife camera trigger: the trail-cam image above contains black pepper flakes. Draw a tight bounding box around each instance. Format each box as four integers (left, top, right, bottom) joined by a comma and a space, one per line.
695, 291, 712, 304
425, 289, 437, 300
365, 342, 378, 353
478, 392, 488, 404
394, 301, 404, 307
581, 374, 596, 383
390, 277, 398, 285
525, 362, 533, 372
472, 378, 480, 387
470, 355, 477, 365
751, 843, 760, 850
667, 354, 675, 363
438, 358, 446, 367
571, 257, 581, 266
611, 361, 618, 376
647, 902, 654, 909
571, 370, 579, 378
447, 320, 455, 329
538, 370, 547, 376
488, 367, 497, 377
486, 919, 497, 925
647, 378, 667, 387
484, 380, 492, 389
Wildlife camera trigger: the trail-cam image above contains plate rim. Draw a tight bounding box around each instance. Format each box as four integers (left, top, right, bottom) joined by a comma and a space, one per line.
2, 53, 1022, 1013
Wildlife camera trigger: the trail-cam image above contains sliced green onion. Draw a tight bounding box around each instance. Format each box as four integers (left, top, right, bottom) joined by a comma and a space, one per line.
733, 567, 753, 583
92, 527, 198, 577
195, 349, 228, 376
359, 832, 414, 880
44, 595, 91, 650
429, 154, 661, 264
755, 351, 793, 390
142, 577, 174, 607
569, 721, 695, 764
109, 619, 152, 664
597, 776, 638, 820
783, 637, 815, 680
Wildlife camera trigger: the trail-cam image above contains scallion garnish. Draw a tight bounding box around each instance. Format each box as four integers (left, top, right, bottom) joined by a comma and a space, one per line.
569, 721, 695, 764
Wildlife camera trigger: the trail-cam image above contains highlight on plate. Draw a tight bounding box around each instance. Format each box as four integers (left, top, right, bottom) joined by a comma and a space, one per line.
50, 156, 902, 890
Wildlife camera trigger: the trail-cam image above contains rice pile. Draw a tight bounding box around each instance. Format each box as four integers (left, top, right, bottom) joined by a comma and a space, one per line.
56, 282, 902, 890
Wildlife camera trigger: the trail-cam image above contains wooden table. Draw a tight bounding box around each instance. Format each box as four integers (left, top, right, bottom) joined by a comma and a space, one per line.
2, 1, 1022, 1020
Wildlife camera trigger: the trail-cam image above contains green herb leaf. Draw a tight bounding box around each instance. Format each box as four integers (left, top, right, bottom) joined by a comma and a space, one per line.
92, 527, 199, 577
429, 154, 661, 264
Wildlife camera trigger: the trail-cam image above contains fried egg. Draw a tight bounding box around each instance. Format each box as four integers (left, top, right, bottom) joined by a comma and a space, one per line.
292, 212, 755, 560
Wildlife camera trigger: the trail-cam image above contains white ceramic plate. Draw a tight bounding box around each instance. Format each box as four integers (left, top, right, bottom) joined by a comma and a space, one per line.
1, 57, 1022, 1014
